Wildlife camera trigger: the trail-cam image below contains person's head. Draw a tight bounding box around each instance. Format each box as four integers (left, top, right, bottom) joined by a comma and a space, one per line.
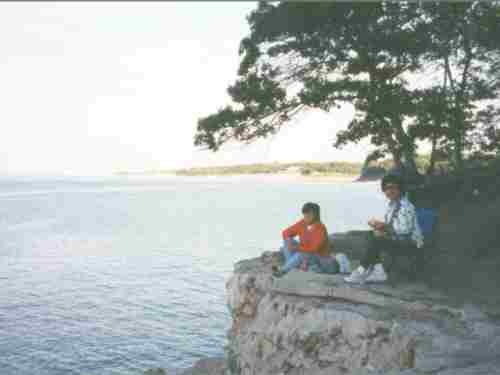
302, 202, 321, 224
381, 174, 404, 201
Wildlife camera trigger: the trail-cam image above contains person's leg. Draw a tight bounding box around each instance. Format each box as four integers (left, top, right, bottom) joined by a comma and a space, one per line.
280, 251, 305, 273
274, 239, 301, 276
346, 233, 391, 283
360, 233, 391, 269
304, 254, 318, 272
280, 239, 299, 262
366, 239, 419, 282
385, 240, 417, 255
315, 255, 338, 274
280, 240, 290, 261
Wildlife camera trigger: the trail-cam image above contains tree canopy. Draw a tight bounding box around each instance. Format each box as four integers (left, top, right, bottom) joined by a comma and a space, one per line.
195, 1, 500, 174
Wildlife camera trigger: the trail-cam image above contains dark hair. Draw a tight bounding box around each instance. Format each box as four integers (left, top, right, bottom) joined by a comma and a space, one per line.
381, 173, 405, 193
302, 202, 321, 221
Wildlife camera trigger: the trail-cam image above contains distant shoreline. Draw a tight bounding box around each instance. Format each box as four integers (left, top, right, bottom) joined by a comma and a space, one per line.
114, 161, 378, 182
114, 161, 389, 183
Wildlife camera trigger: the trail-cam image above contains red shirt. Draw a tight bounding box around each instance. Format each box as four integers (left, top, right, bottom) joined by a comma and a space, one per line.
282, 219, 330, 257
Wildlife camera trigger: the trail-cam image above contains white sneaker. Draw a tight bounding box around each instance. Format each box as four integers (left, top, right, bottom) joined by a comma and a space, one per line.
344, 266, 367, 283
364, 263, 388, 283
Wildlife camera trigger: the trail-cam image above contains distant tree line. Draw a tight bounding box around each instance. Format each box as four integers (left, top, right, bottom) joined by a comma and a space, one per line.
174, 161, 363, 177
195, 2, 500, 176
172, 157, 435, 177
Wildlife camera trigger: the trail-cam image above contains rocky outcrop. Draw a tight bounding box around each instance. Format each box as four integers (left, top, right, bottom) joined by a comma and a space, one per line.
225, 251, 500, 375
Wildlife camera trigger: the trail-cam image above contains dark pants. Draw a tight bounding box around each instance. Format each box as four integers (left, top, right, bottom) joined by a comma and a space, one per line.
361, 232, 417, 269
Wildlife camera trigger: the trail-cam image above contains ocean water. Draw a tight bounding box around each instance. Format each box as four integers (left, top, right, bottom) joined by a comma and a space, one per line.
0, 175, 386, 375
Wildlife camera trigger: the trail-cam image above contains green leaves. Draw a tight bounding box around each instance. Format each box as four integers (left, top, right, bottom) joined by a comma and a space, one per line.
194, 1, 500, 171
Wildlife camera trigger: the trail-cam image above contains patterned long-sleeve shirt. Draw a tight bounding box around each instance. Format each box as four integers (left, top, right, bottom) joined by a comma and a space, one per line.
384, 196, 424, 248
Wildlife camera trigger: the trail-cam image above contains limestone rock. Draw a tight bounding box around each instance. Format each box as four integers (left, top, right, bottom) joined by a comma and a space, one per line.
225, 252, 500, 375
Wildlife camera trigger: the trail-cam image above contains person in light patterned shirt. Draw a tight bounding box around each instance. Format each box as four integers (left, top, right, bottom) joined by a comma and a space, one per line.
345, 174, 424, 283
383, 195, 424, 248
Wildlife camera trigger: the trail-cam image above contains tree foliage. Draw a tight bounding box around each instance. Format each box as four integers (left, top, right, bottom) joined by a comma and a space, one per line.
195, 1, 500, 174
419, 2, 500, 171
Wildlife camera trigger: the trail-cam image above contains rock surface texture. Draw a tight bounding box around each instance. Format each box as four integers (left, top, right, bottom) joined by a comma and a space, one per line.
179, 358, 226, 375
225, 251, 500, 375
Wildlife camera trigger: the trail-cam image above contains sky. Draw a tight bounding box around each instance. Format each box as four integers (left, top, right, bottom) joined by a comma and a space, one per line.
0, 2, 369, 176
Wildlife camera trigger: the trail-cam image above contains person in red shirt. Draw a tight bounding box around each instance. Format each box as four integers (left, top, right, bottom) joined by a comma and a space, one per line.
273, 202, 330, 277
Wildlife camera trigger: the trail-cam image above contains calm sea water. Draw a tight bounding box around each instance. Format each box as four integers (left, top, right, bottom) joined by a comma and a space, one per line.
0, 175, 385, 375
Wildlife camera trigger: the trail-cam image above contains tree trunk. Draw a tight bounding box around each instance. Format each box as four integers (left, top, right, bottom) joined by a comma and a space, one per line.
454, 126, 465, 174
444, 58, 467, 176
391, 115, 418, 175
427, 134, 438, 175
452, 88, 467, 174
392, 152, 402, 172
428, 65, 449, 176
404, 149, 418, 174
443, 11, 473, 176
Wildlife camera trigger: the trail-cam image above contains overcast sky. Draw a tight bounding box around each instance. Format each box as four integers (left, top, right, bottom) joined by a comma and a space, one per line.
0, 2, 368, 175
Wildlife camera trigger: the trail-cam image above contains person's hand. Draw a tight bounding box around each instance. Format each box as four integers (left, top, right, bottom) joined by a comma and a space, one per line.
368, 218, 384, 228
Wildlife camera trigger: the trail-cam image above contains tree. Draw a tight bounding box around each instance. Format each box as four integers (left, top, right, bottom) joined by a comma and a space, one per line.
195, 2, 500, 174
412, 86, 451, 175
195, 2, 429, 167
470, 105, 500, 156
420, 1, 500, 172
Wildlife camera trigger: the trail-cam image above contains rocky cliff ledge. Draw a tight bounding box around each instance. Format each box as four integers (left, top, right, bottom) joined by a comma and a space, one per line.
224, 251, 500, 375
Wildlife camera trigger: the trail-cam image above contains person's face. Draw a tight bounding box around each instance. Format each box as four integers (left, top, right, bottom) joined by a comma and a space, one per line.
383, 183, 401, 201
303, 212, 315, 225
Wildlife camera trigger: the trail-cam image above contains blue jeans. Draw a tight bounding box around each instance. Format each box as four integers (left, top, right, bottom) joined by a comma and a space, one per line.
280, 239, 306, 273
280, 239, 338, 274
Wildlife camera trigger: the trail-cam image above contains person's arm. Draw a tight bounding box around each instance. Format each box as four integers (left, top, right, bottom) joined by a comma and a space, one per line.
282, 220, 304, 249
368, 218, 386, 230
299, 225, 327, 253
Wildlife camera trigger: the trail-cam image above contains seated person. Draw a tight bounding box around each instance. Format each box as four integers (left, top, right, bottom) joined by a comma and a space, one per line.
345, 174, 424, 283
273, 202, 334, 277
